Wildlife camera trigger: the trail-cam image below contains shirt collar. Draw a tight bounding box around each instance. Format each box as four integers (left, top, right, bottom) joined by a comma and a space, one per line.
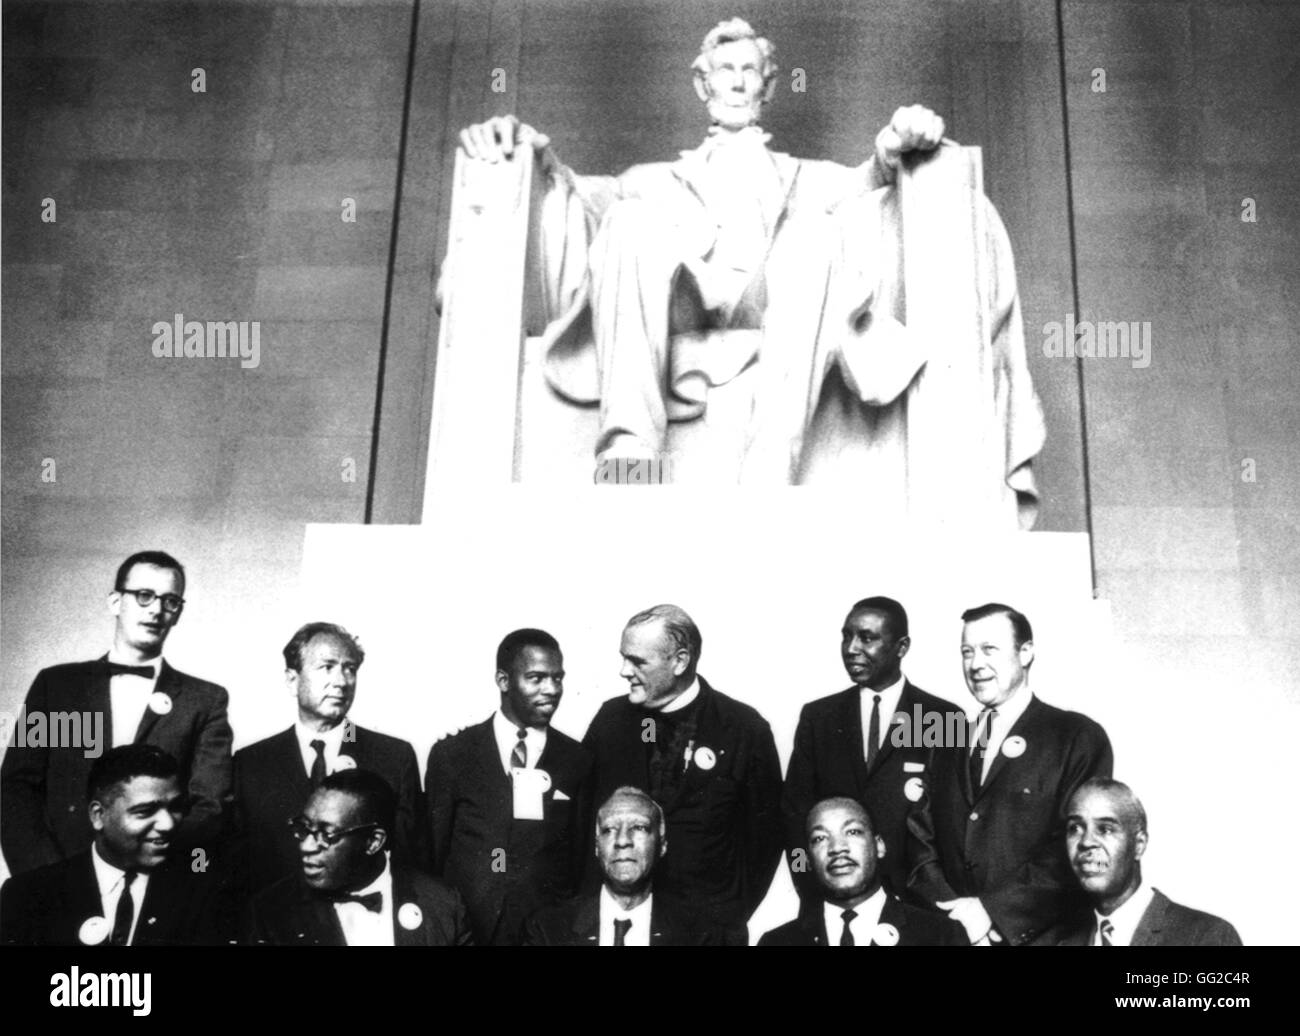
493, 709, 548, 771
600, 885, 654, 943
295, 718, 349, 757
823, 885, 887, 942
863, 674, 906, 718
105, 648, 161, 678
91, 842, 144, 897
659, 677, 701, 714
1095, 882, 1155, 946
971, 685, 1034, 729
351, 855, 392, 900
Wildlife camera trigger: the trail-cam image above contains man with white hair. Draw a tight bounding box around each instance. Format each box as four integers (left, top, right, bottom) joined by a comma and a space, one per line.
457, 18, 950, 481
579, 604, 783, 929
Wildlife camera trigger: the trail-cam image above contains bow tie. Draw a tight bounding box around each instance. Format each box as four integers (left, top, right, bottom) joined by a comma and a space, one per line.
328, 891, 382, 912
103, 662, 157, 679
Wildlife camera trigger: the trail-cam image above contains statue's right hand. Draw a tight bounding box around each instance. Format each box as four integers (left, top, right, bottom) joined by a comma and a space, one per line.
459, 114, 551, 162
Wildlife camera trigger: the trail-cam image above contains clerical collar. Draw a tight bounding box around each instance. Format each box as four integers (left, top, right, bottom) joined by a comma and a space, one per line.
659, 677, 701, 714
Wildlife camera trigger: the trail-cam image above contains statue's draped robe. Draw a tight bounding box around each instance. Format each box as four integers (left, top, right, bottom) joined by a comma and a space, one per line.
522, 136, 1046, 528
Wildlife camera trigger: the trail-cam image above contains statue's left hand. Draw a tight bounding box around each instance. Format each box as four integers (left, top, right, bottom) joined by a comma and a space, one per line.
874, 104, 946, 173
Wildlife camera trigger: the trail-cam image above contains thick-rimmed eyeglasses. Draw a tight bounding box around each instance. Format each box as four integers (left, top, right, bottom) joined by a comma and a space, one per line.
117, 588, 185, 613
286, 817, 378, 847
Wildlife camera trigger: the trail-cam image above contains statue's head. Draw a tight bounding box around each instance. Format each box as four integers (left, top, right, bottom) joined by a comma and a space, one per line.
691, 18, 778, 131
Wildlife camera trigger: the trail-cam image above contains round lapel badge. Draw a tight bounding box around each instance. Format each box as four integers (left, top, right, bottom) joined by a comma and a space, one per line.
1001, 735, 1027, 759
873, 922, 900, 947
398, 903, 423, 931
693, 746, 716, 771
903, 776, 925, 802
79, 916, 111, 945
147, 692, 173, 715
332, 755, 357, 772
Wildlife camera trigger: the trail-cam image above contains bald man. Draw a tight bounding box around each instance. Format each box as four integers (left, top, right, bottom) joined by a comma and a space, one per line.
760, 797, 964, 947
1057, 779, 1241, 947
581, 605, 783, 928
522, 787, 740, 945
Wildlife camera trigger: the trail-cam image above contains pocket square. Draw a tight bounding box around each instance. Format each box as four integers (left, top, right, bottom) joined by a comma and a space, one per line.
554, 789, 571, 801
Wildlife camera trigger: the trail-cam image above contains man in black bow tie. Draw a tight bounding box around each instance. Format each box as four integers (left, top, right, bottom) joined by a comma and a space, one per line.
245, 769, 471, 946
2, 551, 232, 877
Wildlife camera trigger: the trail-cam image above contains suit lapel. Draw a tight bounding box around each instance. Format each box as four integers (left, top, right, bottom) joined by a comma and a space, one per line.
877, 896, 907, 946
660, 680, 718, 815
66, 854, 108, 942
1131, 889, 1169, 947
571, 896, 601, 945
133, 661, 180, 743
390, 867, 421, 947
977, 696, 1042, 799
838, 688, 871, 790
88, 662, 114, 749
870, 682, 919, 776
296, 881, 346, 946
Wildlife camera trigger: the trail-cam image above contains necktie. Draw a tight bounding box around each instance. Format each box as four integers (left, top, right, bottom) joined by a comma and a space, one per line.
865, 694, 881, 769
104, 662, 155, 679
613, 918, 632, 946
310, 739, 327, 786
511, 728, 528, 769
1098, 918, 1114, 946
110, 871, 138, 946
332, 891, 383, 912
969, 708, 997, 789
839, 908, 857, 947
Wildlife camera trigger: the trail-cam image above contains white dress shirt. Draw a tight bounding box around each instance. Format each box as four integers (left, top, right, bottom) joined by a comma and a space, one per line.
295, 719, 349, 778
861, 675, 906, 760
660, 677, 701, 714
91, 843, 150, 946
105, 648, 161, 750
599, 886, 653, 946
971, 688, 1034, 783
1093, 882, 1156, 946
824, 885, 887, 946
334, 857, 395, 947
492, 709, 548, 774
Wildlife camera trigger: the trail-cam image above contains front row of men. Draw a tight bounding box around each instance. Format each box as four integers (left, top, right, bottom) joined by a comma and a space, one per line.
0, 740, 1238, 947
0, 551, 1240, 945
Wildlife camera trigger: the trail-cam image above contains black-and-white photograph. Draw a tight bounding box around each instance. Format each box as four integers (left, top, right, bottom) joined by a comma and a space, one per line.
1, 0, 1295, 1013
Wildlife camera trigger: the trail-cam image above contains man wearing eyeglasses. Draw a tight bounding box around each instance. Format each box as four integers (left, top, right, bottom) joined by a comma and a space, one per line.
2, 551, 233, 877
232, 622, 427, 897
245, 769, 471, 946
1, 744, 230, 946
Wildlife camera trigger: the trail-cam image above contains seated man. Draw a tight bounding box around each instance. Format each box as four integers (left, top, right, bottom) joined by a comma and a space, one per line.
760, 797, 964, 947
1058, 778, 1242, 947
244, 770, 471, 946
457, 18, 971, 484
1, 745, 228, 946
523, 786, 743, 946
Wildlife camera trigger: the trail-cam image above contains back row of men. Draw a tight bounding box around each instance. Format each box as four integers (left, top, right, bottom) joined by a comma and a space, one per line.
0, 550, 1241, 946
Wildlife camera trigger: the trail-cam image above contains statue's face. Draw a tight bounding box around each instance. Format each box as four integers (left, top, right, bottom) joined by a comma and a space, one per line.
696, 37, 769, 129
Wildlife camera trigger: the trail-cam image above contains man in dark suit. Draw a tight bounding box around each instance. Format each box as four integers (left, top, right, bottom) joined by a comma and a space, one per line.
2, 550, 233, 877
760, 797, 965, 946
1056, 778, 1241, 946
232, 622, 426, 895
425, 628, 593, 944
908, 603, 1113, 946
245, 769, 471, 946
783, 596, 965, 900
523, 786, 741, 945
1, 745, 228, 946
581, 604, 783, 928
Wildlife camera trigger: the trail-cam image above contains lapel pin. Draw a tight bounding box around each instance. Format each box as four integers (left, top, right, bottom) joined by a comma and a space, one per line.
332, 755, 357, 772
146, 916, 156, 925
148, 692, 173, 715
693, 746, 716, 770
872, 922, 900, 946
1002, 735, 1027, 758
903, 777, 925, 802
398, 903, 423, 930
79, 916, 110, 945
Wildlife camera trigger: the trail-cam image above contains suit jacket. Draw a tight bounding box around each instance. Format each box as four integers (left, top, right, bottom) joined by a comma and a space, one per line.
521, 891, 743, 946
1056, 889, 1243, 947
426, 716, 593, 945
758, 892, 967, 947
244, 863, 472, 946
0, 851, 229, 946
232, 724, 427, 896
581, 677, 784, 926
782, 680, 965, 898
907, 694, 1112, 945
1, 658, 233, 876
